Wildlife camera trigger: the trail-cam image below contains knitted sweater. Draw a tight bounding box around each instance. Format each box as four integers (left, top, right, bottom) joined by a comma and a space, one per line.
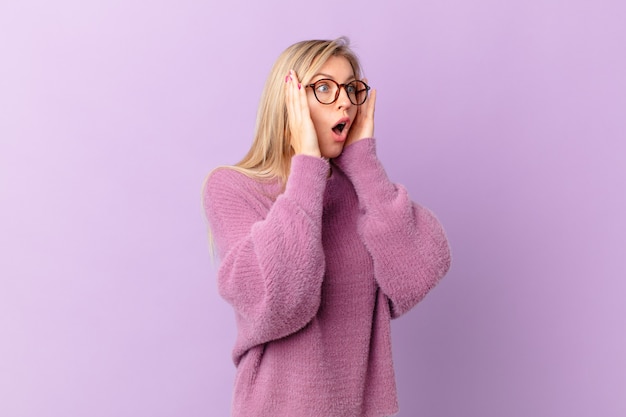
203, 138, 451, 417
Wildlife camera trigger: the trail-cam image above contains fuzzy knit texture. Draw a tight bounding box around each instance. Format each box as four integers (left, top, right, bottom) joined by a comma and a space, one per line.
203, 138, 451, 417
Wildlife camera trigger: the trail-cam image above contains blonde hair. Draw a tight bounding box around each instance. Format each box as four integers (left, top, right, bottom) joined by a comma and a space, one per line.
230, 36, 363, 184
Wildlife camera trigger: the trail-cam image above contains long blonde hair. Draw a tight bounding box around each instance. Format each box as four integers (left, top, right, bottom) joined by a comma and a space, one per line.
231, 37, 363, 184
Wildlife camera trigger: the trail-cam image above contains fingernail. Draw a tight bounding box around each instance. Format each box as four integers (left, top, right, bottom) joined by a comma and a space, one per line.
285, 75, 291, 83
298, 83, 301, 90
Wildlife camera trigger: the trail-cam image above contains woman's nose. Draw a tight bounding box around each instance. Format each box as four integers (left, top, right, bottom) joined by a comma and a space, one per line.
336, 87, 352, 108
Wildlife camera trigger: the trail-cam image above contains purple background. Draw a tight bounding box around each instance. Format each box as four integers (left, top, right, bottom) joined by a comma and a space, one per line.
1, 1, 625, 416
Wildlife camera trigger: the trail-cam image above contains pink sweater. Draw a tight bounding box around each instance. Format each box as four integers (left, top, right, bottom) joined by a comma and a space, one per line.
203, 138, 451, 416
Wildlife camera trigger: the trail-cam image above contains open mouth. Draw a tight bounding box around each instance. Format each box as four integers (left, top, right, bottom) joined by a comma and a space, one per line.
332, 122, 347, 134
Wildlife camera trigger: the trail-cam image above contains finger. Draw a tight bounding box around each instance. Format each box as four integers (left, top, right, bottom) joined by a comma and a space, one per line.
292, 69, 302, 91
289, 70, 307, 114
288, 70, 304, 120
296, 74, 311, 119
286, 70, 301, 121
286, 69, 313, 154
366, 88, 376, 120
285, 70, 300, 143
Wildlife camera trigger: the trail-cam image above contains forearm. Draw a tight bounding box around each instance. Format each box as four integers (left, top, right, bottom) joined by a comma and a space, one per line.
335, 138, 452, 317
205, 155, 330, 342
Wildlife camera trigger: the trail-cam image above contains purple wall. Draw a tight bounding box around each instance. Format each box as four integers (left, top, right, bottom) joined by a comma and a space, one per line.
1, 1, 624, 416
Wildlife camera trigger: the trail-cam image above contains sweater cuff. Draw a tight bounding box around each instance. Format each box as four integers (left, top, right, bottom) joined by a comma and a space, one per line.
334, 138, 397, 204
283, 155, 330, 218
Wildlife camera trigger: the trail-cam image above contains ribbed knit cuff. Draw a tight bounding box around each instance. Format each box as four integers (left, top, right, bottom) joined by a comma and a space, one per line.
283, 155, 330, 219
334, 138, 397, 206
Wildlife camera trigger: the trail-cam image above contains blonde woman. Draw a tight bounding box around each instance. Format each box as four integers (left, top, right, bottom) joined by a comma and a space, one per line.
203, 37, 451, 416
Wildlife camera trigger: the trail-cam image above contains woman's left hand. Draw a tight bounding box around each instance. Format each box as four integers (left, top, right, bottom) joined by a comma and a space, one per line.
346, 81, 376, 147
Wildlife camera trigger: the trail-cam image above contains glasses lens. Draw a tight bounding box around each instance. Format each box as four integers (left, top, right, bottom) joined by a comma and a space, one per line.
348, 81, 369, 105
313, 80, 339, 104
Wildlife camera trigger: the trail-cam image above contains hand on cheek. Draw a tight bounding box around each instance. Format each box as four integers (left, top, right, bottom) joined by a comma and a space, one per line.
285, 70, 321, 158
346, 84, 376, 147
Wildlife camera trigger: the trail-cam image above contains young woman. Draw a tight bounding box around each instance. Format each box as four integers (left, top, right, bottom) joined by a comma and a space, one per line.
203, 37, 451, 417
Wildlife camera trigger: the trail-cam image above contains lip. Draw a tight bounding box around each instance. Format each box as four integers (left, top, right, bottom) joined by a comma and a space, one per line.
331, 117, 351, 142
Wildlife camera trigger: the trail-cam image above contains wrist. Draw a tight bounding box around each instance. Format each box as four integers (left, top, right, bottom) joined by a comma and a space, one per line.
295, 149, 321, 158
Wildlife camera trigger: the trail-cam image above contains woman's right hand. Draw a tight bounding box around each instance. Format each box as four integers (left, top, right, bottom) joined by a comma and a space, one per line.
285, 70, 321, 158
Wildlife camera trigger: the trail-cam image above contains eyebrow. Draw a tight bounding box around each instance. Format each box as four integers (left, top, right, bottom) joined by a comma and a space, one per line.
311, 72, 356, 83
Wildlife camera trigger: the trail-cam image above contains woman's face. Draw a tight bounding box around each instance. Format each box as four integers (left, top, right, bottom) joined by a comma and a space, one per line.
306, 55, 359, 159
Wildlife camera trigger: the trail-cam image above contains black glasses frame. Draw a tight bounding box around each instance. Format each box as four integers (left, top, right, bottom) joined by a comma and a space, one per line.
306, 79, 371, 106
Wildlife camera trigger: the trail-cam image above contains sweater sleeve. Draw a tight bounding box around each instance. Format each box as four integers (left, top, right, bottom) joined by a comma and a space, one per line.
203, 156, 329, 363
333, 138, 452, 318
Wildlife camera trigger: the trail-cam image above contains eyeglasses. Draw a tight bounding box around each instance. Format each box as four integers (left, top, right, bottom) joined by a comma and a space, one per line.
306, 79, 370, 105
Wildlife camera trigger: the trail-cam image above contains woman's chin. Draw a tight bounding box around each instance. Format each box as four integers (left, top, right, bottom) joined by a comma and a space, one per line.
321, 148, 344, 159
319, 142, 346, 159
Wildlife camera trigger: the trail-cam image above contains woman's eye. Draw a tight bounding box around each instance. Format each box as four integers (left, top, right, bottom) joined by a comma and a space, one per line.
346, 84, 357, 94
316, 83, 330, 93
